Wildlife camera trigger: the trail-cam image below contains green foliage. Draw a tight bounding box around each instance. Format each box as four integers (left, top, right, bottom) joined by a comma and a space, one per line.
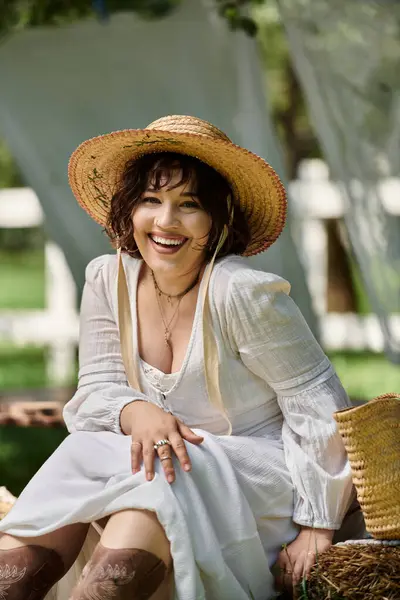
0, 139, 23, 188
0, 426, 68, 496
0, 0, 263, 38
216, 1, 270, 37
0, 0, 182, 38
217, 1, 259, 37
0, 228, 46, 253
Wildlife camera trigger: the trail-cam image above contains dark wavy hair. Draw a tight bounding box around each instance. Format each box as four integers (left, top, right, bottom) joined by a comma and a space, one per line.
106, 152, 250, 260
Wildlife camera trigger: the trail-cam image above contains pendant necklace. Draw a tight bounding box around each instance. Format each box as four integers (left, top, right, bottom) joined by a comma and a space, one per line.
151, 270, 200, 349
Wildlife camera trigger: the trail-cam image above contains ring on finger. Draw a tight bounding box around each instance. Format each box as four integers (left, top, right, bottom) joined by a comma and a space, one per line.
153, 439, 172, 450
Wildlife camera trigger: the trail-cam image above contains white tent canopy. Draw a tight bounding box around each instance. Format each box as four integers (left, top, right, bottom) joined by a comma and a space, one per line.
0, 0, 317, 332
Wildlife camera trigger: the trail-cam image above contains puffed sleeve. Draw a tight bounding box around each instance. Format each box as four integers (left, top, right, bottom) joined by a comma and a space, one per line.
226, 267, 354, 529
63, 255, 151, 434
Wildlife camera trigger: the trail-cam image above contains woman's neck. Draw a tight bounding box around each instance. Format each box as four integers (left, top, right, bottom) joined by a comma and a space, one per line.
144, 263, 205, 298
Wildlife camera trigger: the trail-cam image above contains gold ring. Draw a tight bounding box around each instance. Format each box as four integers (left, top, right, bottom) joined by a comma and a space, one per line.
154, 439, 172, 450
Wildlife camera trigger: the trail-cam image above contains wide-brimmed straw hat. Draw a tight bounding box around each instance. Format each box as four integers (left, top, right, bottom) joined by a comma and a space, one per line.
334, 393, 400, 540
68, 115, 287, 256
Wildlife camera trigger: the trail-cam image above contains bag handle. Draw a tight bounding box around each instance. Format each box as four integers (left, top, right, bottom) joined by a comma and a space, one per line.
117, 247, 141, 390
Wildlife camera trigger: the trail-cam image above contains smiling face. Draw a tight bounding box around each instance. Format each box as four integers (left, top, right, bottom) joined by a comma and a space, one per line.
132, 168, 212, 278
107, 153, 251, 273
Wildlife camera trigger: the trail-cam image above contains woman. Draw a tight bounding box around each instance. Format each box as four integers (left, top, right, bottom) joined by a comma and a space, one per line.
0, 116, 357, 600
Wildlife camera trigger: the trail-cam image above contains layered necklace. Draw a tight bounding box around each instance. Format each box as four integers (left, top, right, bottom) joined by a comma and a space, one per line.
151, 270, 200, 349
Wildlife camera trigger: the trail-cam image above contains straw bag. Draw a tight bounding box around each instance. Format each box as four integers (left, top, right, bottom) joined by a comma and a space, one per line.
334, 393, 400, 540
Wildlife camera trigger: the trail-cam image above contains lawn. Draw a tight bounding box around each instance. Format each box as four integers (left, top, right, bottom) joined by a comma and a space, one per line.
328, 350, 400, 400
0, 249, 45, 309
0, 344, 47, 389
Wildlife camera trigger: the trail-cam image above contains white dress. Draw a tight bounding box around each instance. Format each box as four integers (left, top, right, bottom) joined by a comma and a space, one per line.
0, 254, 355, 600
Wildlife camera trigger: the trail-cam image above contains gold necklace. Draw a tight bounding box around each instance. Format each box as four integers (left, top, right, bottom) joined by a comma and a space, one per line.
151, 270, 200, 304
151, 271, 200, 348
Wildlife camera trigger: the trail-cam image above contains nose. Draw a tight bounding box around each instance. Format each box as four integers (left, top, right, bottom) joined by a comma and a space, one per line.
155, 203, 180, 229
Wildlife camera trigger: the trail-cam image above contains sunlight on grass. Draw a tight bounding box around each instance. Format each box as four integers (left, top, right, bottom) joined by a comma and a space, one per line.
328, 351, 400, 399
0, 344, 47, 389
0, 249, 45, 309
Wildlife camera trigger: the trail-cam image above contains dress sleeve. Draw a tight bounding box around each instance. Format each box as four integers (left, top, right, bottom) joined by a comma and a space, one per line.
63, 255, 151, 434
226, 268, 354, 529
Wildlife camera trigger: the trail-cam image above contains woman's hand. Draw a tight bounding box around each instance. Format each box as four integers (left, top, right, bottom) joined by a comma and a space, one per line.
120, 401, 204, 484
274, 527, 333, 591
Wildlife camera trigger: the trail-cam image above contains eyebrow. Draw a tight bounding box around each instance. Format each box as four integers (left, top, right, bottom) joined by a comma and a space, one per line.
144, 187, 199, 197
180, 191, 199, 198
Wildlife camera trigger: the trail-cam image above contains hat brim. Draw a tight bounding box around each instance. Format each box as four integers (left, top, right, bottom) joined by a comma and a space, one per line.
68, 128, 286, 256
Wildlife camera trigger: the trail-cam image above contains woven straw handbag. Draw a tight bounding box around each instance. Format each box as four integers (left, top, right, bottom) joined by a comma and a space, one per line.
334, 393, 400, 540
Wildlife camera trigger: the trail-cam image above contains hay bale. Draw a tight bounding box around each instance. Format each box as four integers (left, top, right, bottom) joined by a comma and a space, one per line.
0, 486, 16, 520
305, 543, 400, 600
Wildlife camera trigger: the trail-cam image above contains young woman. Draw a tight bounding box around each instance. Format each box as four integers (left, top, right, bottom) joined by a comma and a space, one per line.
0, 116, 358, 600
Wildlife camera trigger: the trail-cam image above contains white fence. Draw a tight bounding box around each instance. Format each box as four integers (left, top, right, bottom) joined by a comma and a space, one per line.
0, 188, 79, 383
0, 159, 399, 383
289, 160, 400, 352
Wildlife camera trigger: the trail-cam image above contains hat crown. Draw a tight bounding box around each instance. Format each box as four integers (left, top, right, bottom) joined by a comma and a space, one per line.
146, 115, 231, 143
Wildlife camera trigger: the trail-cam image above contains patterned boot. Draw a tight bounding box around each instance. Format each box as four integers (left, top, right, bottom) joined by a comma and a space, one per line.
70, 542, 168, 600
0, 544, 65, 600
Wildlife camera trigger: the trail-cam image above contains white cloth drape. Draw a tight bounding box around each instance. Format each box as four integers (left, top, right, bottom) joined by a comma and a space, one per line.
277, 0, 400, 362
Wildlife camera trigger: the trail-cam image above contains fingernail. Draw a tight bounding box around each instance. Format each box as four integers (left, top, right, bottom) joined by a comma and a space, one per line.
147, 473, 153, 481
167, 475, 174, 483
184, 464, 191, 471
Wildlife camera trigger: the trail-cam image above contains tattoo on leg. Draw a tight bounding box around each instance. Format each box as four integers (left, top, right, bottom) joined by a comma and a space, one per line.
0, 545, 65, 600
71, 542, 167, 600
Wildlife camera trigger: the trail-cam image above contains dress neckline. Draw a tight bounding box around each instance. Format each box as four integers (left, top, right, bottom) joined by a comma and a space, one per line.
130, 259, 206, 392
141, 359, 180, 378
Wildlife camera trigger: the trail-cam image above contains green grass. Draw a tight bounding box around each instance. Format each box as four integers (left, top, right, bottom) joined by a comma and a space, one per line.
0, 344, 48, 389
0, 249, 45, 309
328, 350, 400, 400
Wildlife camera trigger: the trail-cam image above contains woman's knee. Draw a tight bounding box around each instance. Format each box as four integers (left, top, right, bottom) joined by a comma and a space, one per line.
71, 541, 169, 600
0, 522, 90, 570
101, 509, 172, 568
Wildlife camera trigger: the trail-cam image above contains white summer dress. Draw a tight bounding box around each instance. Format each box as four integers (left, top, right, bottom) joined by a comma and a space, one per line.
0, 254, 355, 600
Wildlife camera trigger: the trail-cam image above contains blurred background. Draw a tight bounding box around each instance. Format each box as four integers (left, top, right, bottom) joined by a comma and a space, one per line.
0, 0, 399, 497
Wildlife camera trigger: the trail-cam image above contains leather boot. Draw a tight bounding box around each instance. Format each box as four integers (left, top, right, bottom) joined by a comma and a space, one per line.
70, 542, 167, 600
0, 544, 65, 600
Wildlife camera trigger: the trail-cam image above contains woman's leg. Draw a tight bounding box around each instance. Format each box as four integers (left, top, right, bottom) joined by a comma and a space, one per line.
0, 522, 90, 600
70, 509, 173, 600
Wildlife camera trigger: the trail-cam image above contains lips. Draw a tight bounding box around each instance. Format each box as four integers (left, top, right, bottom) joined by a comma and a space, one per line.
149, 234, 187, 247
147, 234, 189, 256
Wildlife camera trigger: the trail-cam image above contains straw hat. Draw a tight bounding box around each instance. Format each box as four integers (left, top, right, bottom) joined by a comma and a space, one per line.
334, 393, 400, 540
68, 115, 287, 256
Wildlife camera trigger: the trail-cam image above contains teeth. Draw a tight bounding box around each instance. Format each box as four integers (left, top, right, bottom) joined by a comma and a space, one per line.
151, 235, 185, 246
